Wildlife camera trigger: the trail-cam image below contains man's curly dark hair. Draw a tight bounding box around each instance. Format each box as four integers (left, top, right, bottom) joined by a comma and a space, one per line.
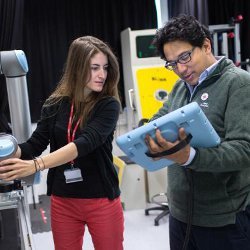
153, 14, 213, 60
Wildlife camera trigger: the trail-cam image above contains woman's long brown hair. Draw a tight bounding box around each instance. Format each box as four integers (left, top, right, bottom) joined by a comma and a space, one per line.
44, 36, 120, 127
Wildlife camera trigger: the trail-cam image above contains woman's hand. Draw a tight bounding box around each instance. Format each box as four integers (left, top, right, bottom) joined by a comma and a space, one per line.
145, 127, 190, 165
0, 158, 36, 181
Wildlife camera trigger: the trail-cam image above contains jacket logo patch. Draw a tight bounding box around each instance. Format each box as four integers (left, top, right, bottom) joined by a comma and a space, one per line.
201, 93, 209, 101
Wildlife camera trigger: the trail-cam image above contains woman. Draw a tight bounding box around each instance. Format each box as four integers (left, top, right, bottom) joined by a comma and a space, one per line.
0, 36, 124, 250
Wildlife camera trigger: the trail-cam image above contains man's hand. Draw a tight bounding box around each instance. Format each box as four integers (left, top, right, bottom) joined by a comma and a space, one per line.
145, 127, 190, 165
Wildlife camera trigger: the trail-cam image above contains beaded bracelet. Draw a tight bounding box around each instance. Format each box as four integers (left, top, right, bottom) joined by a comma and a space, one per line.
35, 158, 42, 171
38, 156, 46, 170
33, 159, 38, 172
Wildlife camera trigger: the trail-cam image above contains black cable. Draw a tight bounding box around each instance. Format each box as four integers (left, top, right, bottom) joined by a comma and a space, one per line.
182, 168, 194, 250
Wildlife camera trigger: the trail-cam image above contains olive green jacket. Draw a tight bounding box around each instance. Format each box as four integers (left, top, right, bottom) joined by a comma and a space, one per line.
151, 58, 250, 227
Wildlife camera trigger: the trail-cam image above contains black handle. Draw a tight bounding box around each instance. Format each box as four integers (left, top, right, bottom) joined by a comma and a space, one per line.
145, 134, 193, 158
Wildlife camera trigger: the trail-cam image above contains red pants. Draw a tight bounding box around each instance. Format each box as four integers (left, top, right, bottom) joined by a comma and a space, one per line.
51, 195, 124, 250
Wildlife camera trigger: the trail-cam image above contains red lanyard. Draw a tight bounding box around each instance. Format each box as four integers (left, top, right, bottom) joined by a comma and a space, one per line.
67, 102, 81, 167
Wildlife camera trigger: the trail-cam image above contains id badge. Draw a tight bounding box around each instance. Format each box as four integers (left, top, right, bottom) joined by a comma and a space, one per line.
64, 168, 83, 184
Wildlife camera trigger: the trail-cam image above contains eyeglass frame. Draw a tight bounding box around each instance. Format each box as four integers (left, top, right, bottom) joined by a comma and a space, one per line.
164, 47, 196, 71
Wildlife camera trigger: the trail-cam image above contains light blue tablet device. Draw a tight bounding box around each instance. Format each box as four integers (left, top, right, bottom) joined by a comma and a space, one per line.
116, 102, 220, 171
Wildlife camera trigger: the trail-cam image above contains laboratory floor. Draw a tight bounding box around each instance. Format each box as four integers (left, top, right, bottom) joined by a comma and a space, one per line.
30, 195, 170, 250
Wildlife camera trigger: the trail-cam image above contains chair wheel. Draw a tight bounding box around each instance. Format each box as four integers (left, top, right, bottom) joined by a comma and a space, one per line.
145, 210, 149, 215
154, 220, 159, 226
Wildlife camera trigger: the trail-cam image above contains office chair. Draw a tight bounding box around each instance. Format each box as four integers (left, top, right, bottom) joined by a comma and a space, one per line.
145, 192, 169, 226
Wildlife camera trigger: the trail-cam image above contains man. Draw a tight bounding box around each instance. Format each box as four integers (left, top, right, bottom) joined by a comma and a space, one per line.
146, 14, 250, 250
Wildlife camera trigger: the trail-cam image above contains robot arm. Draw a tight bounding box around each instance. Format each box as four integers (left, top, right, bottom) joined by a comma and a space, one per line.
0, 50, 31, 143
0, 50, 28, 77
0, 133, 18, 161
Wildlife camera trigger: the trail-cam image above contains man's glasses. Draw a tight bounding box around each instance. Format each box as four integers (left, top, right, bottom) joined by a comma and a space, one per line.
165, 47, 196, 71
